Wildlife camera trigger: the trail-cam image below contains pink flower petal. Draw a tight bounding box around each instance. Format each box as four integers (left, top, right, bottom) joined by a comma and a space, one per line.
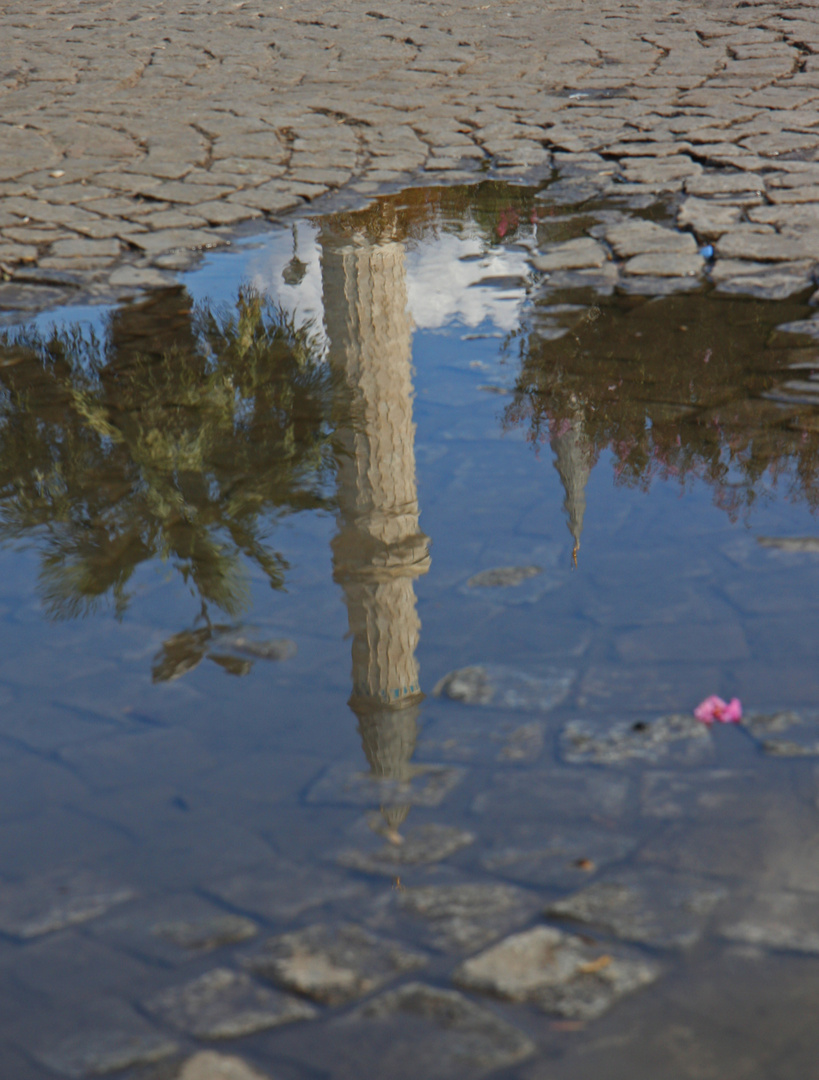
694, 695, 743, 724
719, 698, 743, 723
694, 695, 724, 724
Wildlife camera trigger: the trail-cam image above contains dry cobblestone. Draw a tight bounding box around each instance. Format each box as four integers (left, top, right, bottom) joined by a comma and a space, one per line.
4, 1, 819, 303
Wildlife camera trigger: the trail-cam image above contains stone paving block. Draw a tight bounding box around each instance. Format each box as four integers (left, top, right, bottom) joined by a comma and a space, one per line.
639, 769, 760, 822
546, 870, 727, 948
716, 230, 814, 261
454, 925, 660, 1020
127, 229, 230, 255
742, 710, 819, 757
749, 203, 819, 229
137, 1052, 272, 1080
144, 969, 317, 1039
721, 891, 819, 954
622, 252, 704, 277
31, 1001, 178, 1079
388, 881, 540, 953
615, 621, 748, 663
245, 922, 427, 1003
206, 859, 366, 923
466, 565, 544, 588
108, 265, 176, 289
305, 761, 463, 810
195, 201, 263, 226
604, 219, 698, 257
561, 714, 712, 767
137, 210, 209, 230
47, 237, 121, 258
338, 824, 475, 875
0, 242, 38, 264
715, 264, 815, 300
0, 870, 135, 939
685, 173, 765, 196
333, 983, 536, 1078
677, 196, 744, 237
531, 237, 608, 271
472, 767, 631, 824
482, 829, 638, 890
153, 915, 259, 953
433, 664, 574, 711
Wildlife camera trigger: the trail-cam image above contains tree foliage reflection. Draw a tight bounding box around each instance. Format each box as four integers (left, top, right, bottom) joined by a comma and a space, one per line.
503, 292, 819, 520
0, 287, 336, 627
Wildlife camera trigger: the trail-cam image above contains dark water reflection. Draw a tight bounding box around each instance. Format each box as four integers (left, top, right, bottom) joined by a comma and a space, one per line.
506, 291, 819, 532
1, 183, 819, 1079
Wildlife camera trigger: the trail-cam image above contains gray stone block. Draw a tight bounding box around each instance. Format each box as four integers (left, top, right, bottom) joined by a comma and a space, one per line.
433, 664, 575, 712
454, 925, 660, 1020
245, 922, 427, 1004
546, 870, 727, 948
561, 714, 712, 766
144, 969, 317, 1039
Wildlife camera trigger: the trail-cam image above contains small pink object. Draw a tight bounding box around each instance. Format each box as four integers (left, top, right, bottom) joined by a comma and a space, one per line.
694, 695, 743, 725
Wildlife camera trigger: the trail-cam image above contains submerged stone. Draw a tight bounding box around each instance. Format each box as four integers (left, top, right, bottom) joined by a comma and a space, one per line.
616, 274, 702, 296
496, 722, 544, 762
244, 923, 427, 1004
742, 710, 819, 757
342, 983, 535, 1077
36, 1008, 177, 1078
140, 1052, 271, 1080
152, 915, 258, 952
206, 860, 365, 921
466, 565, 543, 588
758, 536, 819, 553
338, 823, 475, 875
434, 664, 574, 712
395, 882, 539, 953
454, 925, 659, 1020
221, 635, 296, 661
561, 714, 712, 766
482, 828, 637, 889
144, 969, 317, 1039
472, 768, 630, 824
546, 870, 727, 948
775, 318, 819, 342
0, 871, 135, 939
305, 761, 463, 808
639, 769, 757, 821
715, 264, 814, 300
721, 891, 819, 954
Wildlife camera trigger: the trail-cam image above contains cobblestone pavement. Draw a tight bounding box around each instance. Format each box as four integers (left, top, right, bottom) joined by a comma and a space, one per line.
3, 0, 819, 305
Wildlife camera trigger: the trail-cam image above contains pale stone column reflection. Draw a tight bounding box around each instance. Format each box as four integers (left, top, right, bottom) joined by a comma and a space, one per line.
320, 221, 430, 838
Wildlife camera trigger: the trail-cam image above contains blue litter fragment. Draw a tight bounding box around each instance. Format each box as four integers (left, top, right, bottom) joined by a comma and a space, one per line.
699, 244, 715, 259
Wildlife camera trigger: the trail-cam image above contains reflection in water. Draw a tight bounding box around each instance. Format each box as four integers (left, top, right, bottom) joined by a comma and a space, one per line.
0, 288, 336, 664
551, 412, 594, 566
321, 212, 430, 837
505, 292, 819, 522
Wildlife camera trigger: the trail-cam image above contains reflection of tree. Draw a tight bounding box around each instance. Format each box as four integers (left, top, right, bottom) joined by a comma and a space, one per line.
504, 292, 819, 523
0, 286, 336, 630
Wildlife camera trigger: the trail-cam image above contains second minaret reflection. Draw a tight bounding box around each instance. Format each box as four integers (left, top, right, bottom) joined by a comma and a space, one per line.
319, 213, 430, 839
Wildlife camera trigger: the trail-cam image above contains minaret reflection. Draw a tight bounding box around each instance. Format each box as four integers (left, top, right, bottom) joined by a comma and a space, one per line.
320, 215, 430, 841
550, 403, 593, 567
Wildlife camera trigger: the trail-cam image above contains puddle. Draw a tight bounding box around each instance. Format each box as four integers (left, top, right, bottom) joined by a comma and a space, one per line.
2, 181, 819, 1078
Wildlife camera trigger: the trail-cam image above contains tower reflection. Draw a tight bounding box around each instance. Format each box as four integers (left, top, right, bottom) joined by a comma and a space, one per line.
320, 216, 430, 839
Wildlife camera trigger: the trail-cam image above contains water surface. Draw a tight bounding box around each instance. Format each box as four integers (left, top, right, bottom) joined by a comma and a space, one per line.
1, 182, 819, 1079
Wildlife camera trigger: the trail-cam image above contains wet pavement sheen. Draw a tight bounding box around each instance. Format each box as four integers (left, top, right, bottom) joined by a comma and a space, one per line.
1, 182, 819, 1079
